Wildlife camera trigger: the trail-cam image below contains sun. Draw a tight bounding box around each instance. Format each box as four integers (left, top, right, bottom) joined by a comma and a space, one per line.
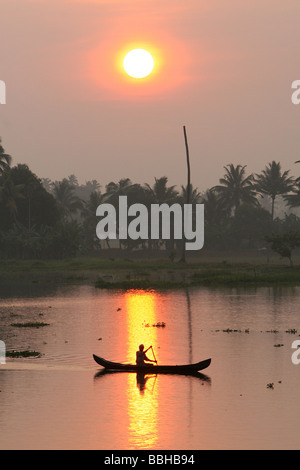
123, 49, 154, 79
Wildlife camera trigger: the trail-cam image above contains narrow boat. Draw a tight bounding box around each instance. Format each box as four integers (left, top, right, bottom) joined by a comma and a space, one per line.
93, 354, 211, 374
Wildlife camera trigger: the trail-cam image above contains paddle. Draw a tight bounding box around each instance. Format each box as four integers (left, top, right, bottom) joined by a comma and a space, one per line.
150, 345, 157, 364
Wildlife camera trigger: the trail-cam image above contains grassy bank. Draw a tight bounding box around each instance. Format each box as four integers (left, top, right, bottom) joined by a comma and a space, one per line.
95, 264, 300, 289
1, 255, 300, 289
190, 265, 300, 287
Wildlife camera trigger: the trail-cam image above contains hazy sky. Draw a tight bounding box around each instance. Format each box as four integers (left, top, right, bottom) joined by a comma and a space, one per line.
1, 0, 300, 191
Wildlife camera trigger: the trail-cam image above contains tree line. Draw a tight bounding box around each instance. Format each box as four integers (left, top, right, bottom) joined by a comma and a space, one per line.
1, 137, 300, 261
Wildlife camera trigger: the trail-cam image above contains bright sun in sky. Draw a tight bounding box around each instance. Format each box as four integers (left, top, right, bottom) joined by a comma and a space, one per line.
123, 49, 154, 79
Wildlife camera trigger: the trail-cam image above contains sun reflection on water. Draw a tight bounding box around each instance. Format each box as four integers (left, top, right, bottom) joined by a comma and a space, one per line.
124, 289, 160, 363
127, 373, 159, 449
124, 289, 160, 449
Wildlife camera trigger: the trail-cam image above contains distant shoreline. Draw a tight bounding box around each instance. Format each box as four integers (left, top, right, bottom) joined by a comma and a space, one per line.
1, 254, 300, 288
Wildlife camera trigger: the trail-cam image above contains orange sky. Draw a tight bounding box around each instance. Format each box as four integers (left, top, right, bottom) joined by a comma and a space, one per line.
1, 0, 300, 190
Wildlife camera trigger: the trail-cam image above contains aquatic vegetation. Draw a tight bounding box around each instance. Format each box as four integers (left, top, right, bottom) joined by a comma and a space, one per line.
6, 350, 41, 358
11, 322, 50, 328
221, 328, 250, 333
144, 322, 166, 328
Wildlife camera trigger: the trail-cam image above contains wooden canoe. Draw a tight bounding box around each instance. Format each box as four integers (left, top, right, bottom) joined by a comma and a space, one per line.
93, 354, 211, 374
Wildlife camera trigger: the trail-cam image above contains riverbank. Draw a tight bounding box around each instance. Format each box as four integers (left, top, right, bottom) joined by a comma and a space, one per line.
1, 254, 300, 288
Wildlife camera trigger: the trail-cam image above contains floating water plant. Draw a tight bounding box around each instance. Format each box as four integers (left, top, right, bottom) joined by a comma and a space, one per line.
221, 328, 250, 333
145, 322, 166, 328
6, 350, 41, 358
11, 322, 49, 328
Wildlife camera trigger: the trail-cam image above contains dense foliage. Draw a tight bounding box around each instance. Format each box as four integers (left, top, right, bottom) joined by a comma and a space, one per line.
1, 137, 300, 260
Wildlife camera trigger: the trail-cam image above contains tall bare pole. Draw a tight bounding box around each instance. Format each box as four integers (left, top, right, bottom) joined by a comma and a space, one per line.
180, 125, 191, 262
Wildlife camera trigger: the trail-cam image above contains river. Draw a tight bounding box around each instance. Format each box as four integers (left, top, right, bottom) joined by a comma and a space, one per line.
0, 283, 300, 449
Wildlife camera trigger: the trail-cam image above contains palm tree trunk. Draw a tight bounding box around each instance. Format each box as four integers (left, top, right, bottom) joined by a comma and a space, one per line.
180, 125, 191, 263
271, 196, 275, 220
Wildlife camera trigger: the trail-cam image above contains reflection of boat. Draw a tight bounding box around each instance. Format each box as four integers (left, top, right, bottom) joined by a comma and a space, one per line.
94, 368, 211, 385
93, 354, 211, 374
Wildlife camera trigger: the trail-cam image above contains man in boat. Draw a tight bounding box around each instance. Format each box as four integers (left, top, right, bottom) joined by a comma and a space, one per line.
136, 344, 157, 366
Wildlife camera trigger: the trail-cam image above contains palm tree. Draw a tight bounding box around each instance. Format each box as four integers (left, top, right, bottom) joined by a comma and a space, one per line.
85, 179, 100, 192
201, 188, 229, 225
176, 184, 202, 262
255, 161, 295, 219
179, 184, 202, 204
143, 177, 179, 252
67, 174, 79, 187
81, 190, 107, 250
105, 178, 132, 202
0, 138, 12, 175
284, 182, 300, 209
103, 178, 140, 248
52, 178, 83, 219
213, 164, 258, 214
285, 161, 300, 209
81, 190, 106, 232
106, 178, 147, 207
143, 176, 178, 205
0, 171, 24, 218
41, 177, 53, 193
82, 190, 104, 217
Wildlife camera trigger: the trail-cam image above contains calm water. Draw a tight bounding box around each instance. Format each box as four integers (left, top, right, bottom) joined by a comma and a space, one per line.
0, 282, 300, 450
